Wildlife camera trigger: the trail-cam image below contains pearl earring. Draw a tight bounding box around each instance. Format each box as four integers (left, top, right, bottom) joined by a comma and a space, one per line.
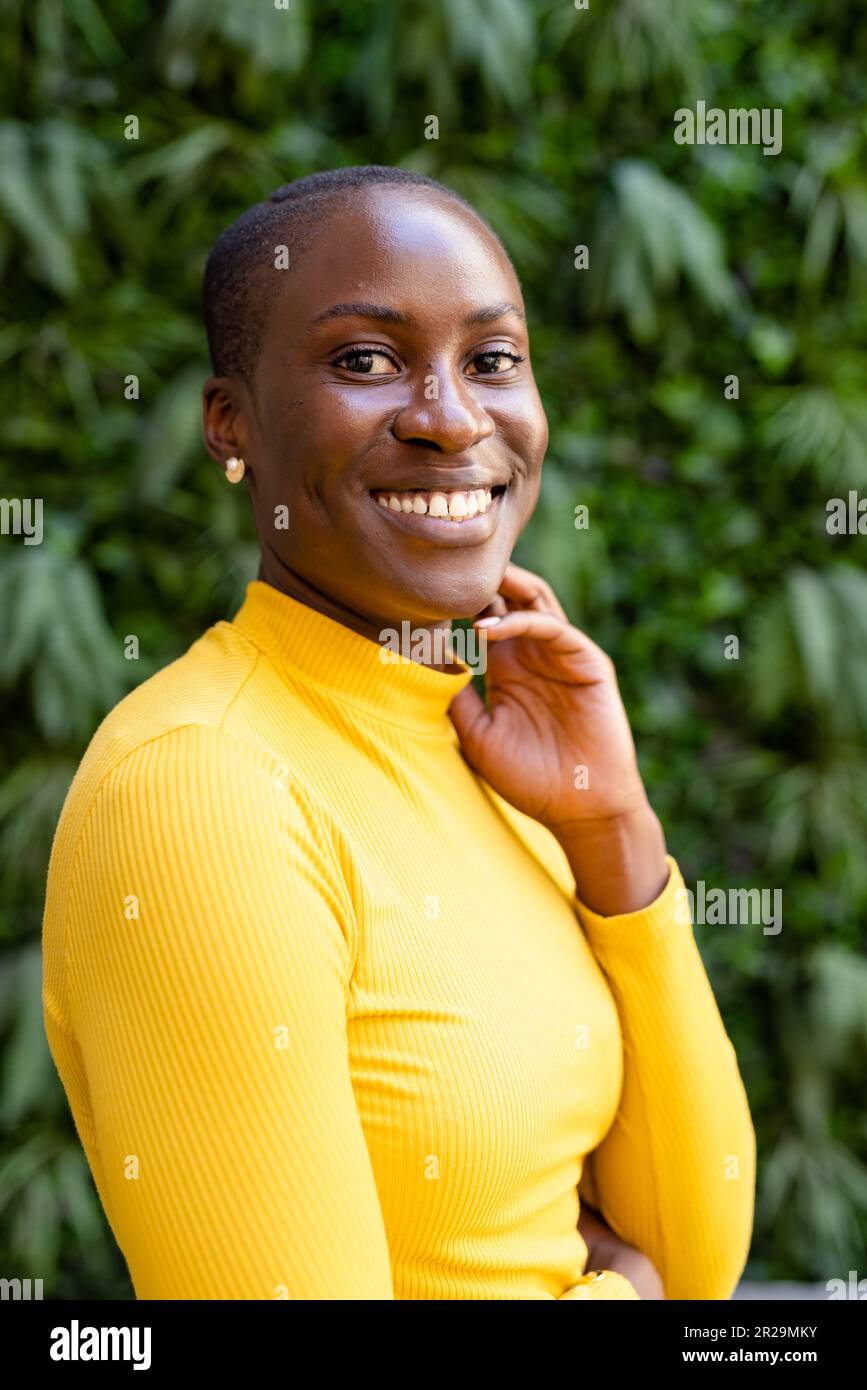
225, 456, 246, 484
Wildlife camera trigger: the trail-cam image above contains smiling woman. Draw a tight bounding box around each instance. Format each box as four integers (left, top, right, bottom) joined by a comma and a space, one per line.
200, 168, 548, 624
41, 165, 756, 1301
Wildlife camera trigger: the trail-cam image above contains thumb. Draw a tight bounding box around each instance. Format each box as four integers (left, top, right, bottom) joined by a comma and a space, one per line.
448, 682, 490, 755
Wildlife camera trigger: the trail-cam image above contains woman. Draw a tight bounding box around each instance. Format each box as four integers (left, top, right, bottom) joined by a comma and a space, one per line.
42, 165, 755, 1300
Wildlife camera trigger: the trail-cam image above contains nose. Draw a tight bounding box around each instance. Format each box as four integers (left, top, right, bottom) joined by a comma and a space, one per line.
391, 365, 495, 453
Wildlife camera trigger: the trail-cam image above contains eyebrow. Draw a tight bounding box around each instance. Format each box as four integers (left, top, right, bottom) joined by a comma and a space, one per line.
463, 301, 526, 327
308, 300, 526, 330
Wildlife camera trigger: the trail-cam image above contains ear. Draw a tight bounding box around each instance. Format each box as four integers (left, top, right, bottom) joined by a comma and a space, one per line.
202, 376, 253, 466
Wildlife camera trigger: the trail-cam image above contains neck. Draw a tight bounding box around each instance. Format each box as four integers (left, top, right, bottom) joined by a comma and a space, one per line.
256, 551, 461, 674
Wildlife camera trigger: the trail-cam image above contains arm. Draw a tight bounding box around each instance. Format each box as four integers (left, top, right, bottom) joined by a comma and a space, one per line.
570, 849, 756, 1300
577, 1200, 665, 1299
450, 562, 755, 1300
46, 723, 394, 1299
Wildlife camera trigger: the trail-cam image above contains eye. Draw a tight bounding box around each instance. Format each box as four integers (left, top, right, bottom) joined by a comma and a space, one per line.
467, 348, 526, 376
331, 347, 399, 376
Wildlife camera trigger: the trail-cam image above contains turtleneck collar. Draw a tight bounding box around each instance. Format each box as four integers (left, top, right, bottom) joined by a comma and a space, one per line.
229, 579, 475, 735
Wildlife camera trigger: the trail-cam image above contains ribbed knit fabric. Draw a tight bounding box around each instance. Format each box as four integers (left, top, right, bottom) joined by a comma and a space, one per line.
41, 578, 755, 1300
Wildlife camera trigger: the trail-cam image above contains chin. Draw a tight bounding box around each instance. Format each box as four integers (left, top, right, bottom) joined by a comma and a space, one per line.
382, 569, 505, 625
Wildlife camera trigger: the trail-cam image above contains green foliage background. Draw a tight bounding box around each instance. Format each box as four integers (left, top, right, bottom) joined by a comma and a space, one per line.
1, 0, 866, 1297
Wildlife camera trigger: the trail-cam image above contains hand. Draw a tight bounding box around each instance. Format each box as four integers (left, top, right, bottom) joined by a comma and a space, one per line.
449, 563, 669, 914
578, 1203, 666, 1300
449, 563, 647, 832
602, 1246, 666, 1300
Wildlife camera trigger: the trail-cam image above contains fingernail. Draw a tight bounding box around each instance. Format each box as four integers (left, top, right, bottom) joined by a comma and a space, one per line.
475, 616, 501, 628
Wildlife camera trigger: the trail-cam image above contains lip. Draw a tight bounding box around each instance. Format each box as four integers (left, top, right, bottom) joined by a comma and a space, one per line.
369, 486, 507, 546
369, 475, 509, 492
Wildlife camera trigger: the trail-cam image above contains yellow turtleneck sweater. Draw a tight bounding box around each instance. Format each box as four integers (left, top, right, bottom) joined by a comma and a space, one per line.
41, 578, 755, 1300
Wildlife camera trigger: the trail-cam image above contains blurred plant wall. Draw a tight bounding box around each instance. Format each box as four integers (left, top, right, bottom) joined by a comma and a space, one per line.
1, 0, 865, 1296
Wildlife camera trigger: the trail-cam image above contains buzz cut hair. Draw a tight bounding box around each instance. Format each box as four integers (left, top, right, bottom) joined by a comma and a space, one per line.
202, 165, 515, 391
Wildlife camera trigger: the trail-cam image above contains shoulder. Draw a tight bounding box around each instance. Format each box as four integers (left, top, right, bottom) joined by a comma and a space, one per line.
42, 621, 355, 1034
78, 617, 264, 783
44, 618, 314, 893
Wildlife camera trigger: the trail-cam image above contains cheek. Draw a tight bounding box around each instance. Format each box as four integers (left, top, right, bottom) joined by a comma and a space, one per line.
502, 408, 545, 528
255, 396, 361, 502
500, 386, 548, 456
526, 394, 550, 458
316, 385, 393, 434
293, 389, 398, 485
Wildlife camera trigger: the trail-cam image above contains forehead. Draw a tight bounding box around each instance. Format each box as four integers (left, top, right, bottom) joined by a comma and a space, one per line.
269, 186, 521, 330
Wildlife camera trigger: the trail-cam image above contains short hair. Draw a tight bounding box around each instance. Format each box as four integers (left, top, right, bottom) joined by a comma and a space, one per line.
202, 165, 515, 390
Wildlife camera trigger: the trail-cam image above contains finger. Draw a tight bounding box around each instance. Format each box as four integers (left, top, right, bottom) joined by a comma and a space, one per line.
476, 609, 583, 651
474, 608, 614, 670
498, 562, 569, 621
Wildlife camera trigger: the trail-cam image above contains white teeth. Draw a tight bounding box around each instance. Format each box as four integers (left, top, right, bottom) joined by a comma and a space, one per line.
374, 487, 502, 521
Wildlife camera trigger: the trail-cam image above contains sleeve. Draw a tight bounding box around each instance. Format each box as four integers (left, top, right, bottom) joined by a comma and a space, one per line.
49, 723, 395, 1299
573, 855, 756, 1300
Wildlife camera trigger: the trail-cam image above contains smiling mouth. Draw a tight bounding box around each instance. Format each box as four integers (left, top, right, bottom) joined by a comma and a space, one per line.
370, 484, 507, 523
